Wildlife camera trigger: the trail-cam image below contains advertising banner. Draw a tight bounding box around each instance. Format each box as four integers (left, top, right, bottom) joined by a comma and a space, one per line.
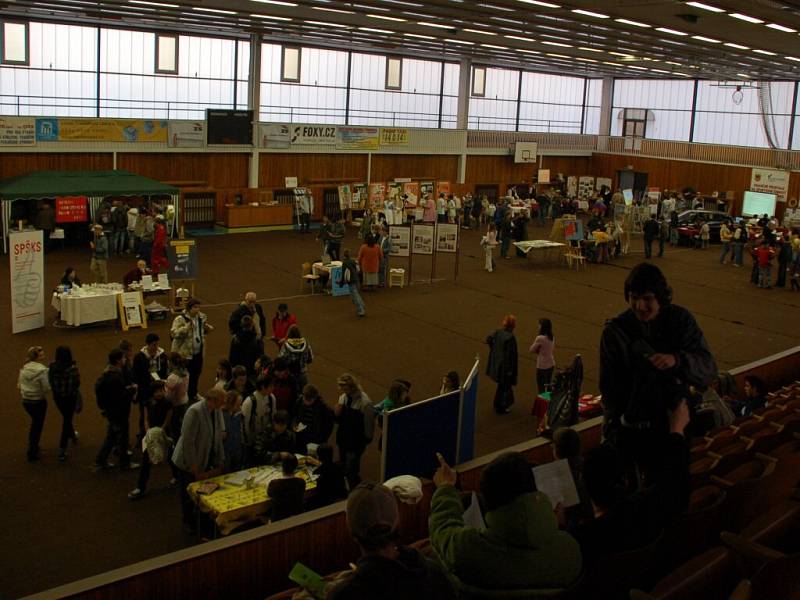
436, 223, 458, 253
751, 168, 790, 203
338, 184, 352, 210
337, 126, 379, 150
403, 182, 420, 207
168, 121, 205, 147
0, 117, 36, 146
10, 230, 45, 333
369, 183, 385, 209
352, 183, 368, 209
389, 225, 410, 257
380, 128, 410, 146
260, 123, 291, 148
291, 124, 337, 145
436, 181, 451, 198
35, 118, 168, 143
55, 196, 88, 223
412, 223, 434, 255
166, 239, 198, 280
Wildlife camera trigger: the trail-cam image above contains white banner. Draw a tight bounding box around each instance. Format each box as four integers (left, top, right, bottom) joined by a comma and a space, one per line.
291, 124, 337, 145
10, 230, 45, 333
260, 123, 291, 148
0, 116, 36, 146
751, 168, 790, 204
168, 121, 205, 147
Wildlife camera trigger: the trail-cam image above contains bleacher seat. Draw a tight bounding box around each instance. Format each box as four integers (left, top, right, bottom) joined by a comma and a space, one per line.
629, 546, 738, 600
711, 456, 778, 532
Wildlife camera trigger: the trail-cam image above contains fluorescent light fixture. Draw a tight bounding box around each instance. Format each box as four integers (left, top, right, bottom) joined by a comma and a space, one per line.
766, 23, 797, 33
609, 51, 634, 57
729, 13, 764, 24
578, 46, 603, 52
251, 0, 297, 5
685, 2, 725, 12
130, 1, 179, 7
649, 68, 671, 73
193, 6, 236, 14
693, 35, 721, 43
464, 28, 497, 35
505, 35, 529, 41
572, 9, 609, 18
576, 57, 598, 62
252, 13, 291, 20
665, 60, 682, 65
542, 41, 571, 47
417, 21, 453, 29
602, 61, 619, 66
306, 20, 348, 27
312, 6, 355, 13
378, 0, 424, 5
518, 48, 540, 54
753, 49, 777, 56
615, 18, 651, 28
656, 27, 688, 36
724, 42, 749, 49
447, 38, 474, 44
404, 32, 430, 38
367, 13, 406, 21
517, 0, 560, 7
478, 3, 516, 11
359, 27, 392, 33
736, 73, 751, 78
546, 53, 570, 58
627, 65, 648, 70
785, 56, 800, 62
481, 43, 509, 49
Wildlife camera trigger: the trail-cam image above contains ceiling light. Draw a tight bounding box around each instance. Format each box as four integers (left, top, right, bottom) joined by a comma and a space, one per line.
602, 61, 619, 66
129, 1, 179, 7
753, 49, 777, 56
685, 2, 725, 12
517, 0, 560, 6
518, 48, 540, 54
251, 0, 297, 5
785, 56, 800, 62
481, 43, 509, 49
252, 13, 291, 20
627, 65, 648, 70
367, 13, 406, 21
542, 41, 571, 47
724, 42, 749, 49
656, 27, 688, 36
378, 0, 424, 5
306, 20, 348, 27
576, 57, 598, 62
578, 46, 603, 52
609, 51, 634, 57
650, 68, 671, 73
505, 35, 529, 41
546, 53, 570, 58
572, 9, 609, 18
359, 27, 392, 33
766, 23, 797, 33
692, 35, 721, 43
615, 18, 651, 28
665, 60, 682, 65
418, 21, 453, 29
729, 13, 764, 24
312, 6, 355, 13
736, 73, 751, 78
193, 7, 236, 14
464, 28, 496, 35
447, 38, 475, 45
404, 32, 429, 38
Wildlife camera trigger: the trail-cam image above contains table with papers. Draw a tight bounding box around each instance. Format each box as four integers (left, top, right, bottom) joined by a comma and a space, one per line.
52, 286, 123, 326
187, 460, 318, 535
513, 240, 566, 264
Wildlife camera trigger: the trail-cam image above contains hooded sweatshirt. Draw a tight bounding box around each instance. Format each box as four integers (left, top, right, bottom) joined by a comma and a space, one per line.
279, 336, 314, 375
18, 361, 51, 402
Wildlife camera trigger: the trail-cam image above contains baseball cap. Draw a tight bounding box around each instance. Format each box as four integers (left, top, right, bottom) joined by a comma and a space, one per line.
346, 482, 399, 541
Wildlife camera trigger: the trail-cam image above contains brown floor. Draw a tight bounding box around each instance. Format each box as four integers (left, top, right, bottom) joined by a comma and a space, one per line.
2, 223, 799, 598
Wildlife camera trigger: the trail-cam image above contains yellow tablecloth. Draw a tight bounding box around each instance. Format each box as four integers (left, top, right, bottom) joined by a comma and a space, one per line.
188, 462, 317, 535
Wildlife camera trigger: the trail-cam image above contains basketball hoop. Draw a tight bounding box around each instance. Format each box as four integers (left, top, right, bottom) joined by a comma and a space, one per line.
732, 86, 744, 105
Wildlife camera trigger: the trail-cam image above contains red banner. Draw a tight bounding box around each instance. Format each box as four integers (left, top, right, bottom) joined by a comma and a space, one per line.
55, 196, 88, 223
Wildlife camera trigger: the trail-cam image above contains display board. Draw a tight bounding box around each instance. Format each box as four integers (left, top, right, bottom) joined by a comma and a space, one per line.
436, 223, 458, 253
9, 230, 44, 333
118, 290, 147, 331
403, 182, 419, 207
330, 266, 349, 297
352, 183, 368, 209
166, 239, 198, 280
411, 223, 434, 255
338, 184, 352, 210
750, 168, 790, 204
0, 116, 35, 146
381, 390, 460, 481
55, 196, 88, 223
458, 359, 479, 464
742, 191, 777, 217
260, 123, 291, 148
206, 109, 253, 145
563, 219, 584, 241
369, 183, 385, 209
168, 121, 205, 147
389, 225, 410, 257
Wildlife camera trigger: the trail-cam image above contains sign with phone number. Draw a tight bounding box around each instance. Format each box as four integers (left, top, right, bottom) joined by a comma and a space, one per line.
56, 196, 88, 223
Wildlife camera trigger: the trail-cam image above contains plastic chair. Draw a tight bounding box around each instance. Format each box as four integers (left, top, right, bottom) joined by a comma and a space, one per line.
388, 268, 405, 288
301, 262, 320, 294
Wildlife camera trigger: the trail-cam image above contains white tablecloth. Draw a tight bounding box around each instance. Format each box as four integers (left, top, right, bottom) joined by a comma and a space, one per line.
52, 291, 121, 326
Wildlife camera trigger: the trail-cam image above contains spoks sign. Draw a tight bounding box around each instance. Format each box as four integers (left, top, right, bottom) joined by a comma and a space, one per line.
10, 230, 45, 333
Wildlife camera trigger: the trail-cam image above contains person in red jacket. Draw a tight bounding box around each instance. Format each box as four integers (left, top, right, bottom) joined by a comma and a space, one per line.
270, 303, 297, 349
752, 240, 776, 289
150, 214, 169, 276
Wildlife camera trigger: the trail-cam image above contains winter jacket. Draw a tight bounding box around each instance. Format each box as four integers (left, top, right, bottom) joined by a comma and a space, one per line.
486, 329, 518, 386
132, 346, 168, 403
228, 301, 266, 338
271, 313, 297, 346
96, 365, 132, 421
335, 392, 375, 453
48, 362, 80, 400
170, 311, 209, 359
172, 399, 225, 474
643, 218, 660, 241
294, 397, 335, 447
229, 328, 264, 376
18, 361, 50, 402
279, 336, 314, 375
429, 485, 582, 590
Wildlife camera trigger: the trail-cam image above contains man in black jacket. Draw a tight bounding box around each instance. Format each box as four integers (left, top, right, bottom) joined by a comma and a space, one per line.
132, 333, 168, 444
229, 315, 264, 377
94, 349, 139, 471
486, 315, 518, 414
228, 291, 266, 339
643, 215, 660, 259
599, 263, 716, 480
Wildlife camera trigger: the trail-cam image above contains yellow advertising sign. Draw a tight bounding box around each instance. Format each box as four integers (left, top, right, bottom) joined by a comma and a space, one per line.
35, 118, 168, 143
380, 128, 410, 146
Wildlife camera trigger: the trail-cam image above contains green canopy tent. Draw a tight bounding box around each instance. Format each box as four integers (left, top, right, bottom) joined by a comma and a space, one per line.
0, 170, 180, 252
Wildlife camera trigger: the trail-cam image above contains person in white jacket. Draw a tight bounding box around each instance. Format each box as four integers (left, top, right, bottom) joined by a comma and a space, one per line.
18, 346, 51, 462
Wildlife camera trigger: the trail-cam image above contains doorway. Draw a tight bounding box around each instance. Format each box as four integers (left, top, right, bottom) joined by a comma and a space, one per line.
323, 188, 341, 220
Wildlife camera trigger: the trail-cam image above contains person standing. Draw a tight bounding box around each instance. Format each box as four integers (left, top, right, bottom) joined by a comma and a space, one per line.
669, 210, 679, 246
719, 220, 733, 264
357, 234, 383, 292
482, 223, 498, 272
327, 217, 345, 261
317, 215, 333, 258
229, 315, 264, 378
270, 302, 297, 349
657, 216, 669, 258
699, 219, 710, 249
279, 325, 314, 392
296, 191, 313, 233
486, 315, 519, 414
335, 373, 374, 489
436, 193, 447, 223
18, 346, 50, 462
150, 214, 169, 275
128, 380, 173, 500
378, 223, 392, 288
228, 291, 266, 340
111, 200, 128, 256
94, 348, 139, 471
529, 318, 555, 395
138, 208, 155, 266
171, 388, 226, 534
90, 224, 110, 283
643, 215, 659, 259
732, 222, 747, 267
776, 232, 792, 288
499, 211, 514, 260
48, 346, 81, 461
171, 299, 213, 403
132, 333, 169, 444
752, 240, 776, 289
340, 248, 366, 317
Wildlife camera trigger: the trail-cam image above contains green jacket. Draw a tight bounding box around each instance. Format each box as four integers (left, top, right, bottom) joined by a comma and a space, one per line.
429, 485, 582, 591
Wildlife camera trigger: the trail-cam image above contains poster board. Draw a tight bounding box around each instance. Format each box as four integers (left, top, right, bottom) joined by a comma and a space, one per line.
330, 266, 350, 297
420, 181, 435, 198
352, 183, 368, 209
260, 123, 291, 148
0, 116, 36, 146
118, 290, 147, 331
411, 223, 434, 255
458, 358, 480, 463
596, 177, 612, 192
389, 225, 410, 257
563, 219, 584, 242
750, 168, 790, 204
337, 184, 352, 210
368, 183, 385, 209
168, 121, 205, 148
537, 169, 551, 184
285, 177, 298, 188
437, 181, 451, 198
402, 182, 419, 207
166, 239, 198, 280
436, 223, 458, 253
578, 176, 594, 199
55, 196, 88, 223
567, 176, 578, 198
10, 230, 44, 333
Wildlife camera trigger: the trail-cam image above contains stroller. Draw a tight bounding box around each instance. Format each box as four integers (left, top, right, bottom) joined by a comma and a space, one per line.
539, 354, 583, 436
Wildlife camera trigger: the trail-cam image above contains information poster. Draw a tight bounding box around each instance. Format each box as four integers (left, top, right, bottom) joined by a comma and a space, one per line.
9, 230, 44, 334
563, 219, 584, 241
337, 126, 379, 150
420, 181, 435, 198
0, 117, 36, 146
567, 176, 578, 198
260, 123, 291, 149
387, 182, 403, 204
403, 182, 420, 207
352, 183, 368, 209
596, 177, 613, 192
437, 181, 451, 198
537, 169, 551, 184
121, 291, 144, 326
389, 225, 410, 257
291, 124, 337, 145
166, 239, 198, 280
369, 183, 385, 209
35, 118, 168, 142
380, 128, 409, 146
751, 168, 790, 204
578, 176, 595, 199
55, 196, 88, 223
168, 121, 205, 147
412, 223, 434, 255
436, 223, 458, 253
338, 184, 352, 210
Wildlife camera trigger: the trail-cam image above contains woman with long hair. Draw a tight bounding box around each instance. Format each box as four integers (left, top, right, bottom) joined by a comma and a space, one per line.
48, 346, 81, 461
530, 318, 556, 394
18, 346, 50, 462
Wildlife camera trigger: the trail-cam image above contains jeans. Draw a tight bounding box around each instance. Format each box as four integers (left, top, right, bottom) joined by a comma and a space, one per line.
536, 368, 554, 394
720, 242, 731, 263
379, 259, 388, 287
299, 213, 310, 232
54, 394, 77, 450
758, 266, 772, 288
23, 400, 47, 459
348, 284, 366, 316
733, 242, 744, 266
137, 450, 152, 491
644, 238, 654, 259
187, 353, 203, 402
339, 447, 365, 490
500, 236, 511, 258
327, 242, 341, 261
96, 416, 131, 468
493, 382, 514, 413
110, 230, 126, 254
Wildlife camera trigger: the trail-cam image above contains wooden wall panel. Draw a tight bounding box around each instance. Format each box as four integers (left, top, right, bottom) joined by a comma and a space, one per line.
541, 156, 591, 176
259, 153, 368, 188
370, 154, 459, 183
464, 155, 536, 184
117, 153, 249, 188
0, 153, 113, 179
